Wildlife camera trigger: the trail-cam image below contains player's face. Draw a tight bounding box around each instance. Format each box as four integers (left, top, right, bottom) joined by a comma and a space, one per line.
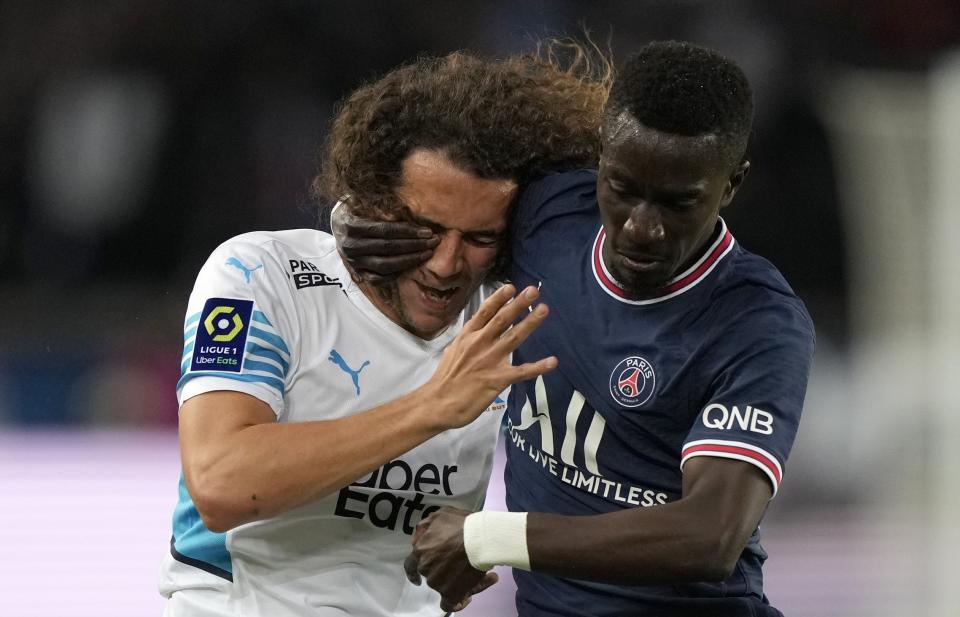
597, 112, 748, 296
368, 148, 516, 339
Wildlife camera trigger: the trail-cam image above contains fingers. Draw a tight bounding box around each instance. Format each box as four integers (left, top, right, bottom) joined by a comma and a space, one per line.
492, 300, 549, 353
471, 571, 499, 595
354, 251, 435, 278
440, 596, 466, 612
473, 285, 541, 338
462, 284, 516, 333
411, 515, 433, 546
332, 206, 438, 279
403, 552, 422, 585
439, 573, 497, 613
331, 199, 434, 241
340, 236, 439, 257
487, 286, 541, 337
348, 216, 437, 240
495, 356, 558, 388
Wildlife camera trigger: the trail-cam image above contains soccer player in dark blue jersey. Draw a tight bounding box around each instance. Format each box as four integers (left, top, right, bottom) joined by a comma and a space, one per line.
336, 41, 815, 617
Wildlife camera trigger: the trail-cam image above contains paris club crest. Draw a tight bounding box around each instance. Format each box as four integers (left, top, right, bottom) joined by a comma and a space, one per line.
609, 356, 656, 407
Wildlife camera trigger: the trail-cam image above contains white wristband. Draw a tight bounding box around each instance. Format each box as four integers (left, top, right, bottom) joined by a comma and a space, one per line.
463, 511, 530, 571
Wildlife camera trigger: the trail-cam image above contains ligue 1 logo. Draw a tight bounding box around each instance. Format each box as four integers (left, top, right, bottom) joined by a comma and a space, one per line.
609, 356, 656, 407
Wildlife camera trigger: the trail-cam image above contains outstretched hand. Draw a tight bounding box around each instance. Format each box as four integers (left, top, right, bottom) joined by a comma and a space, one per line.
405, 507, 496, 612
330, 203, 438, 283
424, 284, 556, 430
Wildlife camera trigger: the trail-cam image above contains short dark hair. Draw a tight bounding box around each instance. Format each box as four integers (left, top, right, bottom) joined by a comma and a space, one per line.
604, 40, 754, 164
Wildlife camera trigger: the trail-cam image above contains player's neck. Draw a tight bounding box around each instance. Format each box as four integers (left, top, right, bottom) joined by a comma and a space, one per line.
605, 219, 724, 300
673, 220, 724, 279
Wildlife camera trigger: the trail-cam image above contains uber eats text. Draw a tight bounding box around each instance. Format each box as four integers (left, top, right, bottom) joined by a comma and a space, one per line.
335, 459, 458, 534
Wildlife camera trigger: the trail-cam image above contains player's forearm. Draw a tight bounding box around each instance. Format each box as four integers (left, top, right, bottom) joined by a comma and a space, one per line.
187, 386, 446, 532
521, 460, 771, 583
187, 284, 552, 532
464, 458, 771, 585
524, 503, 743, 583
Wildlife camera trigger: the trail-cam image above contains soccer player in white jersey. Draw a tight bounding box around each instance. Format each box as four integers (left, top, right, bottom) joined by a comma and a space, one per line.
158, 48, 611, 616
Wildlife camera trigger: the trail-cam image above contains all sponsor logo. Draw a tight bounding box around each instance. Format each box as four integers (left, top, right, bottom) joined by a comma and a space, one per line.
609, 356, 656, 407
507, 375, 669, 507
288, 259, 343, 291
190, 298, 253, 373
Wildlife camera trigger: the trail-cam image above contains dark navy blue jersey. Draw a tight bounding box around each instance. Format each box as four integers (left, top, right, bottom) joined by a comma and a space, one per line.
503, 170, 815, 617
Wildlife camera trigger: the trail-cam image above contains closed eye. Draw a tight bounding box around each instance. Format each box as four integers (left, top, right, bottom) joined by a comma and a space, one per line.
673, 199, 700, 210
462, 232, 501, 247
607, 178, 631, 195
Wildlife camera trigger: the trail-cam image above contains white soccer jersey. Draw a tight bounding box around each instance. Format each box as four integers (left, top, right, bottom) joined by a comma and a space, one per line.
158, 230, 506, 617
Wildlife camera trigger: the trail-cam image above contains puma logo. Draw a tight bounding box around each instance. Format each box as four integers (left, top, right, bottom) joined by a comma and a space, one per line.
226, 257, 263, 283
328, 349, 370, 396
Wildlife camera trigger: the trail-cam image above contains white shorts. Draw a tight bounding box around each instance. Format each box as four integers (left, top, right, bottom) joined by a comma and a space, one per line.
159, 552, 233, 617
163, 588, 234, 617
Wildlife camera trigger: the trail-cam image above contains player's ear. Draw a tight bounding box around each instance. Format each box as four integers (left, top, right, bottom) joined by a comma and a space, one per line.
720, 158, 750, 209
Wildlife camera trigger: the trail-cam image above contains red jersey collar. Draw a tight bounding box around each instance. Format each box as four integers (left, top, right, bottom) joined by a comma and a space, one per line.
591, 218, 735, 305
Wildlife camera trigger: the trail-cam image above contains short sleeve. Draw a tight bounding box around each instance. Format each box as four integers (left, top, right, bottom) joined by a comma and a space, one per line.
681, 299, 815, 497
512, 171, 598, 241
177, 236, 299, 418
509, 171, 600, 280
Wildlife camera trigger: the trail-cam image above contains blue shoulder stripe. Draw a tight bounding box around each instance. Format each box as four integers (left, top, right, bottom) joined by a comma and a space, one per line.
252, 311, 273, 327
184, 312, 202, 328
243, 359, 284, 379
249, 326, 290, 356
246, 342, 290, 374
177, 371, 284, 394
184, 326, 198, 343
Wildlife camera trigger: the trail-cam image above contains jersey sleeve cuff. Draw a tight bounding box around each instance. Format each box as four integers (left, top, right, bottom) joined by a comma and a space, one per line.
178, 375, 284, 418
680, 439, 783, 498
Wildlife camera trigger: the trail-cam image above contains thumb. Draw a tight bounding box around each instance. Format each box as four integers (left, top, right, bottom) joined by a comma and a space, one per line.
470, 571, 499, 595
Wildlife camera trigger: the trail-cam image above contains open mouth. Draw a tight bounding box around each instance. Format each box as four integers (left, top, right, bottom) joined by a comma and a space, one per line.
414, 281, 459, 308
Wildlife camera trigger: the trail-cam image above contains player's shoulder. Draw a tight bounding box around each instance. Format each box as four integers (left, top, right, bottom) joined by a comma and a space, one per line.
207, 229, 343, 279
519, 169, 597, 213
714, 244, 815, 337
514, 169, 599, 245
195, 229, 347, 307
523, 168, 597, 199
214, 229, 336, 262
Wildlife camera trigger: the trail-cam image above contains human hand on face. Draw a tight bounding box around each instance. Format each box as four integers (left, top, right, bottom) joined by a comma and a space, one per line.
330, 202, 438, 284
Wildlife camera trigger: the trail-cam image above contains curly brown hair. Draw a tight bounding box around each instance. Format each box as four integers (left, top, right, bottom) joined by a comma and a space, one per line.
315, 39, 613, 220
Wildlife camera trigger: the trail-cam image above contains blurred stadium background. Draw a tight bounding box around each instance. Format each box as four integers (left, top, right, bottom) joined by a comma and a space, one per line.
1, 1, 958, 615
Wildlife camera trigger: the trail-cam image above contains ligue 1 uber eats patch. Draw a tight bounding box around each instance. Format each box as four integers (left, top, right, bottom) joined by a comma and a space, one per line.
191, 298, 253, 373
